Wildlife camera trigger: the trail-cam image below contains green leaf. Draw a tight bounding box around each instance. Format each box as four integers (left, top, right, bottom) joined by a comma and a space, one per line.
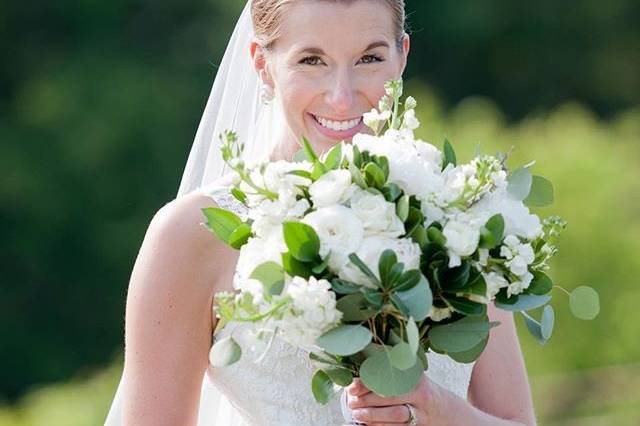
311, 369, 335, 405
281, 251, 312, 279
527, 271, 553, 295
201, 207, 243, 245
325, 366, 353, 386
479, 214, 505, 249
228, 222, 251, 249
569, 286, 600, 320
323, 144, 343, 170
360, 348, 424, 397
445, 295, 486, 316
316, 324, 373, 356
495, 293, 551, 311
282, 222, 320, 262
406, 317, 419, 355
427, 226, 447, 246
447, 334, 489, 363
230, 187, 247, 204
524, 175, 554, 207
389, 342, 417, 370
249, 261, 285, 296
330, 279, 361, 295
362, 290, 384, 308
442, 137, 457, 170
209, 336, 242, 367
382, 183, 402, 202
541, 304, 555, 340
429, 315, 500, 353
378, 249, 398, 287
349, 162, 367, 188
520, 310, 551, 345
347, 253, 382, 288
443, 261, 471, 290
364, 162, 386, 188
507, 167, 533, 201
396, 194, 410, 222
299, 136, 320, 163
336, 293, 377, 321
395, 274, 432, 321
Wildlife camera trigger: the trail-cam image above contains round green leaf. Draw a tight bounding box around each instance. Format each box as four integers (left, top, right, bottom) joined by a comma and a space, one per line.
527, 271, 553, 295
336, 293, 376, 321
406, 317, 419, 355
569, 286, 600, 320
389, 342, 417, 370
524, 175, 554, 207
325, 366, 353, 386
448, 333, 489, 363
507, 167, 532, 201
209, 336, 242, 367
360, 349, 424, 397
395, 274, 432, 321
316, 324, 372, 356
541, 305, 555, 340
495, 293, 551, 311
429, 315, 499, 353
249, 261, 284, 296
311, 369, 335, 405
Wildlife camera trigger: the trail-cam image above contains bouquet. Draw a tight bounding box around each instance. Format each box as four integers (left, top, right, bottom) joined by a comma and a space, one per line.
202, 78, 599, 407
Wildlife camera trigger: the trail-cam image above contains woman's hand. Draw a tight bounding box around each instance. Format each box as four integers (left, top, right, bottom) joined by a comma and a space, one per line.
346, 374, 445, 425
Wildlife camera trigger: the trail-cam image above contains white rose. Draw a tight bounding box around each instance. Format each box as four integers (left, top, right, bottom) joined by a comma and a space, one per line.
443, 214, 482, 267
302, 205, 364, 272
349, 189, 405, 237
338, 236, 421, 288
308, 169, 354, 207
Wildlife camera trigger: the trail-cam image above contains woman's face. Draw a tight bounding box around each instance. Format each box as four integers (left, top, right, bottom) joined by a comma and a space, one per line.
252, 0, 410, 154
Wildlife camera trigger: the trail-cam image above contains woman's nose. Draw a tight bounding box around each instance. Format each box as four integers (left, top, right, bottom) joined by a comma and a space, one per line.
324, 70, 356, 115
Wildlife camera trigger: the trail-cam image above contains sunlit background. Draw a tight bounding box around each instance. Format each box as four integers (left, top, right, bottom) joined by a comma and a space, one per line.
1, 0, 639, 424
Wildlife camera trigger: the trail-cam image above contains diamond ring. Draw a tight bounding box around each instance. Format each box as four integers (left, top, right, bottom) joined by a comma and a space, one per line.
404, 403, 418, 426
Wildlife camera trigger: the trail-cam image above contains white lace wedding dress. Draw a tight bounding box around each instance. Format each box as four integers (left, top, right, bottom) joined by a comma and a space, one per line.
192, 181, 478, 426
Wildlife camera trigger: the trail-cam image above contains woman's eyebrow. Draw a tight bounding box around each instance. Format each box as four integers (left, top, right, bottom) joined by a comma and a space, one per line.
294, 40, 389, 56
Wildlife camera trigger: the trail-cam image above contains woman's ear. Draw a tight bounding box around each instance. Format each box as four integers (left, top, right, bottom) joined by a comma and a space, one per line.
398, 33, 411, 76
250, 40, 275, 87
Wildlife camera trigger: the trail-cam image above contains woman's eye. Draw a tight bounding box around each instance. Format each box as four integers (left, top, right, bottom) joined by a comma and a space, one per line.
358, 54, 383, 64
299, 56, 324, 66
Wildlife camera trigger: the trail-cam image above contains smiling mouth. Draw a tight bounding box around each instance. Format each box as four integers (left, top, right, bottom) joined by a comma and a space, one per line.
310, 114, 363, 132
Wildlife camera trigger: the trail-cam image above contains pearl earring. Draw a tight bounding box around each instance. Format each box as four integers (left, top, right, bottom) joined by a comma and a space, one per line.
260, 82, 275, 105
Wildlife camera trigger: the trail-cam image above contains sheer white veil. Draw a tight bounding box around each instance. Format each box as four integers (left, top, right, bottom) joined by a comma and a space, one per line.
105, 1, 281, 424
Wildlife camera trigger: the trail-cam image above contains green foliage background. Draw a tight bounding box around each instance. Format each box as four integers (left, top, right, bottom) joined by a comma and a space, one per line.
1, 0, 638, 424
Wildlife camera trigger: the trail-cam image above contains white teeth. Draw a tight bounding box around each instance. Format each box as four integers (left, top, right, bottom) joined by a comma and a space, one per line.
315, 115, 361, 132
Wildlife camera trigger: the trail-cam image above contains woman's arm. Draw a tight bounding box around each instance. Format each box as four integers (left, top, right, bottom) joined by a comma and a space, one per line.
465, 303, 537, 425
120, 192, 234, 425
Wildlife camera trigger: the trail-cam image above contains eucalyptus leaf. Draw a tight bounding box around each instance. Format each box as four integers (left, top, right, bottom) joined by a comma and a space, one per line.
447, 333, 489, 363
507, 167, 533, 201
495, 293, 551, 311
336, 293, 377, 321
360, 349, 424, 397
395, 274, 432, 321
569, 286, 600, 320
311, 369, 335, 405
209, 336, 242, 367
249, 261, 284, 296
429, 315, 500, 353
325, 366, 353, 386
389, 342, 417, 370
527, 271, 553, 295
520, 311, 549, 345
524, 175, 554, 207
348, 253, 382, 288
541, 304, 555, 340
406, 317, 419, 355
316, 324, 372, 356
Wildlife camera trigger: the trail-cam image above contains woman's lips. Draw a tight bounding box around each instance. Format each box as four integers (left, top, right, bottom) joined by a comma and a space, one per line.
308, 112, 365, 140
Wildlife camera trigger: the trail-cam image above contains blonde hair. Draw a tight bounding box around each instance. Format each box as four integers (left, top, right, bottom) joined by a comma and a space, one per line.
251, 0, 406, 50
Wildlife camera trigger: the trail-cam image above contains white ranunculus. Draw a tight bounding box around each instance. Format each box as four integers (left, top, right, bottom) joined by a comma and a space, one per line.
349, 189, 405, 237
443, 214, 482, 267
338, 236, 421, 288
308, 169, 354, 207
302, 205, 364, 272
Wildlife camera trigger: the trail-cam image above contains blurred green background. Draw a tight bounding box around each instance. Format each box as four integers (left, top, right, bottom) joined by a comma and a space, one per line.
1, 0, 638, 424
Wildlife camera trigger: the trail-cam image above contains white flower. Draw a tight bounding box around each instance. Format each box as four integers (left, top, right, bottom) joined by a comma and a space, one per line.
302, 205, 364, 272
443, 214, 482, 267
349, 189, 405, 237
500, 235, 535, 276
308, 169, 354, 207
401, 108, 420, 130
363, 108, 391, 132
483, 271, 509, 301
414, 140, 442, 171
234, 235, 283, 293
279, 276, 342, 348
338, 236, 421, 288
507, 270, 534, 297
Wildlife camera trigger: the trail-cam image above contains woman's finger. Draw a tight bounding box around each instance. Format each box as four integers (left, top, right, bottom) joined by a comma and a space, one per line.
351, 405, 413, 424
347, 390, 415, 409
347, 378, 371, 397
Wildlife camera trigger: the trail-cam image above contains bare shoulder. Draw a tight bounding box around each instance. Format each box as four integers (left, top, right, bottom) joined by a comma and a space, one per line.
121, 191, 237, 424
467, 304, 537, 425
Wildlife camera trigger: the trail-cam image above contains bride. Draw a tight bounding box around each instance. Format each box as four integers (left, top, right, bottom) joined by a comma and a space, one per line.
105, 0, 537, 425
